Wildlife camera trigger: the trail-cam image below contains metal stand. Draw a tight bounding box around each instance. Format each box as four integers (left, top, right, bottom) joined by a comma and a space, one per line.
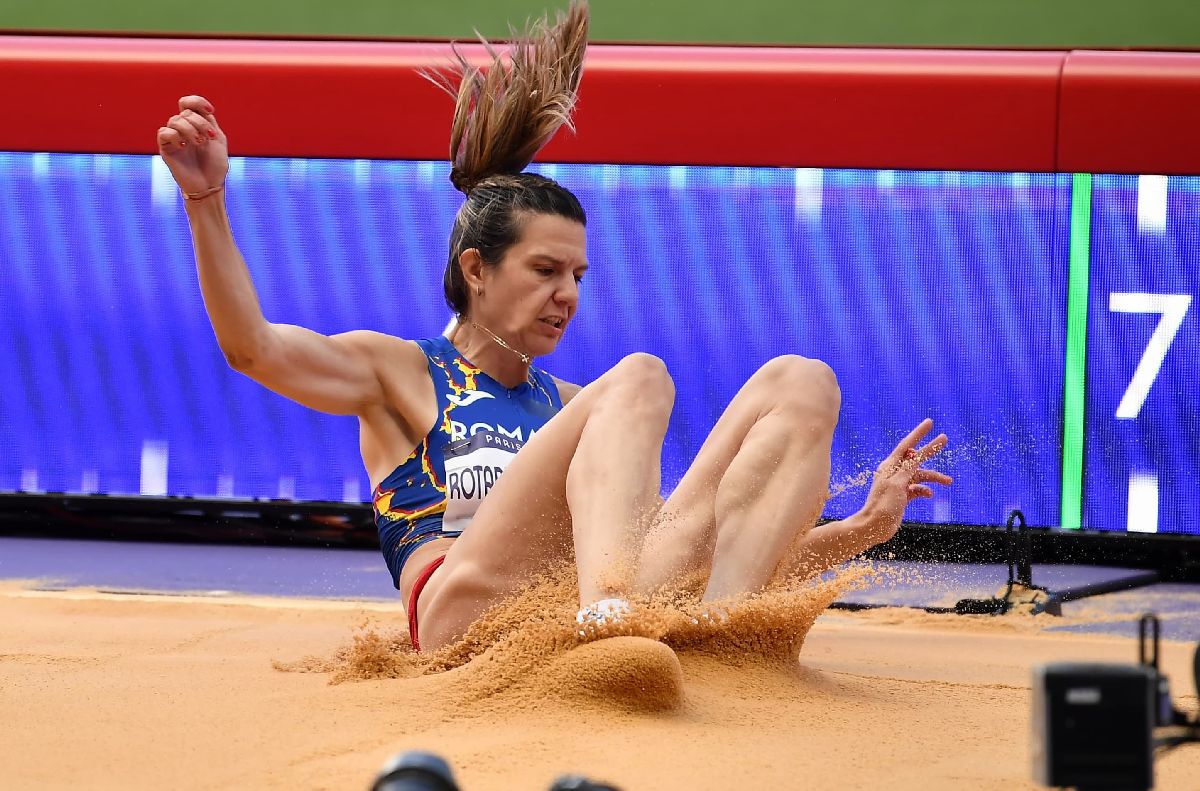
954, 510, 1158, 616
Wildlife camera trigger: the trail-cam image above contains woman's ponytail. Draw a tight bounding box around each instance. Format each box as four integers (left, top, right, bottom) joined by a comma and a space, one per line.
436, 1, 588, 194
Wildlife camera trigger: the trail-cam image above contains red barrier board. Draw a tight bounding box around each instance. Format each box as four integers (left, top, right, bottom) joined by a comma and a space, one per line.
1058, 50, 1200, 175
1, 36, 1198, 174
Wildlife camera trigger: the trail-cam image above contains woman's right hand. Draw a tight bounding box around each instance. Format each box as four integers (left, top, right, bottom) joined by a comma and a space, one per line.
156, 95, 228, 196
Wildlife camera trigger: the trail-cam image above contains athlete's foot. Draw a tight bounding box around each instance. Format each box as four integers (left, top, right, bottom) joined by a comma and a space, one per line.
690, 605, 730, 627
575, 597, 631, 639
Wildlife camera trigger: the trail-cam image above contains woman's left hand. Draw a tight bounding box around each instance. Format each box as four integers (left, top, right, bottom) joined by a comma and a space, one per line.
858, 418, 952, 544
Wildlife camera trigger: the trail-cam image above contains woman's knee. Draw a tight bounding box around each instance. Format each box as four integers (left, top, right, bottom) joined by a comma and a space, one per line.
604, 352, 675, 409
753, 355, 840, 425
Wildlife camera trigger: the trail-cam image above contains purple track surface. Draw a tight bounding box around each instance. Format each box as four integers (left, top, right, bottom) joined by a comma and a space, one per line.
0, 536, 397, 600
2, 537, 1198, 642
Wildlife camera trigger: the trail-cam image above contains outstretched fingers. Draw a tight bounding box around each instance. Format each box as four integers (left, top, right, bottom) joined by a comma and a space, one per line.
912, 468, 953, 486
907, 484, 934, 500
903, 431, 951, 500
912, 432, 948, 464
880, 418, 951, 489
882, 418, 932, 470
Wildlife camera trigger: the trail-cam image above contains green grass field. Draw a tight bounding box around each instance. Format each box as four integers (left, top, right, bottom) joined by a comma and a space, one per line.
3, 0, 1200, 48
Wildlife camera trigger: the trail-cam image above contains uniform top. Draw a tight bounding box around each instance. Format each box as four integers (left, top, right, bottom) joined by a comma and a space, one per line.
373, 334, 564, 588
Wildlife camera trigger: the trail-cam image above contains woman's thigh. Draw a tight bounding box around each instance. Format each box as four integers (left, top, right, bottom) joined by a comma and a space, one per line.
636, 355, 839, 590
416, 353, 669, 649
633, 380, 768, 586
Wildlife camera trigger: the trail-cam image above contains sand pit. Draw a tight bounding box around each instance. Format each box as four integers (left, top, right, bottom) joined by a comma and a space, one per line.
2, 580, 1198, 790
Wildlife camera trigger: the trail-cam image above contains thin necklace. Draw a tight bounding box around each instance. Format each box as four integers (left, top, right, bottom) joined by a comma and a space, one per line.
468, 319, 532, 365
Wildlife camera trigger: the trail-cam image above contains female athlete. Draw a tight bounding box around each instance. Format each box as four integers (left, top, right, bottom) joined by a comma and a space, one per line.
156, 2, 950, 653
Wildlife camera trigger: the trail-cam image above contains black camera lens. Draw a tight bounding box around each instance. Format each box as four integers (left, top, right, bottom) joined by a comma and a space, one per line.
548, 775, 621, 791
372, 751, 459, 791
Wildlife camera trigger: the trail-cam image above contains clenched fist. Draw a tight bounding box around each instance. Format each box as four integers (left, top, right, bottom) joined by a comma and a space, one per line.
157, 95, 228, 199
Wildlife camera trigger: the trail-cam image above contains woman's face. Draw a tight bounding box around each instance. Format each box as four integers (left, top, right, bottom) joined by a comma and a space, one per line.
471, 212, 588, 358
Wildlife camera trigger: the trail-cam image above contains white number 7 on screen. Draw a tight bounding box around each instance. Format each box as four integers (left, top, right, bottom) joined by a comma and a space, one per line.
1109, 292, 1192, 419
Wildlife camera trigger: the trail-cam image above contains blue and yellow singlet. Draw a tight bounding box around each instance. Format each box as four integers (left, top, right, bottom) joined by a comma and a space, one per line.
373, 335, 564, 588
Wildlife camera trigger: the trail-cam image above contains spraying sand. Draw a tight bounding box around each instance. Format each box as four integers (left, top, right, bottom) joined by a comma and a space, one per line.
2, 576, 1198, 790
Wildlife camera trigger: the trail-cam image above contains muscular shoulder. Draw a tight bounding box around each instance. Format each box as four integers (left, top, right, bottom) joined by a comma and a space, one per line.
331, 330, 433, 416
332, 330, 426, 374
552, 376, 583, 406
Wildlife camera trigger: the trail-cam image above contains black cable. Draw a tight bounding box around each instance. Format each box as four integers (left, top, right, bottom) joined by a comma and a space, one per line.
997, 510, 1022, 614
1138, 614, 1160, 670
1154, 727, 1200, 757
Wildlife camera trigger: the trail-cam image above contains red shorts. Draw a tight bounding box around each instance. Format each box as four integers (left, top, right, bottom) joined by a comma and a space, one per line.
407, 554, 447, 653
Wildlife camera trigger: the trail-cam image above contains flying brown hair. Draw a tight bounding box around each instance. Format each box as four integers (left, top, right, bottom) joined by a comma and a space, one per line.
427, 1, 589, 194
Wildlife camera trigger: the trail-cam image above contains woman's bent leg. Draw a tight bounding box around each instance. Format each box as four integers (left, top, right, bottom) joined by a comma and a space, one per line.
634, 355, 839, 599
416, 353, 673, 651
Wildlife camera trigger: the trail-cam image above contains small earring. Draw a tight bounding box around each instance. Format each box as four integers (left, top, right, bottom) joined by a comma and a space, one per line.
477, 287, 483, 297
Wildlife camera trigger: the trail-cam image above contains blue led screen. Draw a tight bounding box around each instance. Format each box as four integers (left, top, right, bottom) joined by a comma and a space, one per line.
1084, 175, 1200, 535
1, 154, 1074, 526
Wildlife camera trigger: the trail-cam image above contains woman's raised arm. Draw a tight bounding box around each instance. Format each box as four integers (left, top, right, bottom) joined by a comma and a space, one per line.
158, 95, 415, 416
